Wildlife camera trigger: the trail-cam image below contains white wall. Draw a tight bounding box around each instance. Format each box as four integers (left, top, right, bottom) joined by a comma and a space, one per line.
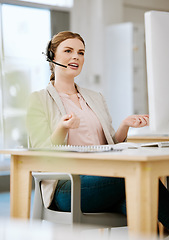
70, 0, 169, 129
70, 0, 104, 92
71, 0, 169, 91
123, 0, 169, 23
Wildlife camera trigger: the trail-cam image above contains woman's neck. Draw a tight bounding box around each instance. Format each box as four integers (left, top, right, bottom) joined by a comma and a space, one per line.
54, 80, 77, 95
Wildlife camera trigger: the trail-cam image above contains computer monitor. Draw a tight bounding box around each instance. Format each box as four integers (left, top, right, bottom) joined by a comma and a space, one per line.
144, 10, 169, 135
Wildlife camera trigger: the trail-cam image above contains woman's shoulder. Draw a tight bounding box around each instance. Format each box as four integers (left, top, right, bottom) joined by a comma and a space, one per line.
30, 85, 52, 98
29, 88, 45, 97
28, 88, 50, 107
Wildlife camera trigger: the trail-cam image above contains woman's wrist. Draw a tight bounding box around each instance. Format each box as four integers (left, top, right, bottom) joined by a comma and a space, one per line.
115, 122, 129, 143
51, 123, 68, 145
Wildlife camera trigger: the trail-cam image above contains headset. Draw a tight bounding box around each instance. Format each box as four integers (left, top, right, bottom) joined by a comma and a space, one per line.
42, 40, 67, 68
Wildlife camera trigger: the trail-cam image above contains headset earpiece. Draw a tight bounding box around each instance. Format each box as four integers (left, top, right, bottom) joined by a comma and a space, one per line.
47, 40, 54, 60
47, 50, 54, 60
42, 40, 67, 68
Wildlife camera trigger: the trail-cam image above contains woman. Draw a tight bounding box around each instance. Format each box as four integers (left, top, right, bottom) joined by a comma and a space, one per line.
27, 31, 169, 228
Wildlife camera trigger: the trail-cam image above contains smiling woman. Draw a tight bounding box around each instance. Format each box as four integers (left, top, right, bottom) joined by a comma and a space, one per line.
26, 31, 152, 223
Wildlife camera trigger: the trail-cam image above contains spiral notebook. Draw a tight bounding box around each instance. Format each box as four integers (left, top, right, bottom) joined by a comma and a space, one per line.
29, 144, 123, 153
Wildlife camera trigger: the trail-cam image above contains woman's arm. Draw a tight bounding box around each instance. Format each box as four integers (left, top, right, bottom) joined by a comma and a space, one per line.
27, 92, 53, 148
27, 92, 80, 147
51, 113, 80, 145
115, 115, 149, 143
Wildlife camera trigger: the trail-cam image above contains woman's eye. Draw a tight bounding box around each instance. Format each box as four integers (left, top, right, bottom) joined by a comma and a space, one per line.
65, 50, 71, 53
79, 52, 84, 56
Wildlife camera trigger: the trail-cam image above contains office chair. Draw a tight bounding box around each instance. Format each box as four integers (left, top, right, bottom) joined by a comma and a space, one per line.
32, 172, 127, 228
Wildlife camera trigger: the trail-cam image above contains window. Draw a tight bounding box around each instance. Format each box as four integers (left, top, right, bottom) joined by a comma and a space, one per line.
0, 4, 51, 168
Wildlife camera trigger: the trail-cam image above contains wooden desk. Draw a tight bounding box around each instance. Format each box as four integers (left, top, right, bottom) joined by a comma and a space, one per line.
1, 148, 169, 237
128, 135, 169, 143
128, 135, 169, 238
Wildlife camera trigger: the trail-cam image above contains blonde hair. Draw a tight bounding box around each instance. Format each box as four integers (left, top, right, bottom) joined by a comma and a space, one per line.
47, 31, 85, 81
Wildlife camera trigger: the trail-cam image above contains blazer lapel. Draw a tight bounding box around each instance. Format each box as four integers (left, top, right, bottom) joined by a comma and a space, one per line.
46, 83, 66, 116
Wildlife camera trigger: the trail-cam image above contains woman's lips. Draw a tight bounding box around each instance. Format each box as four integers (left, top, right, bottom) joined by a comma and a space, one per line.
68, 63, 79, 69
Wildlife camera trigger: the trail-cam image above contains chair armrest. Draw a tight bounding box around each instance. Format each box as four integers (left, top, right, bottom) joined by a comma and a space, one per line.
32, 172, 72, 182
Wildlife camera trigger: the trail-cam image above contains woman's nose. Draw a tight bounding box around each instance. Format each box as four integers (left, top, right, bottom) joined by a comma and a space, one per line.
72, 52, 79, 59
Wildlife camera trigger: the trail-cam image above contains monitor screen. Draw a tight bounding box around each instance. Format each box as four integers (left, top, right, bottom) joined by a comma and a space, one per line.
144, 10, 169, 135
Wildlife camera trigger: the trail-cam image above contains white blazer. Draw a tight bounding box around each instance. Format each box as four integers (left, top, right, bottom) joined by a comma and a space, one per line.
27, 82, 118, 208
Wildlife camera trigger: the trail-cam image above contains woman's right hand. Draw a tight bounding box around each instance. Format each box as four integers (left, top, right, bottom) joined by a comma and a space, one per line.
51, 113, 80, 145
61, 112, 80, 129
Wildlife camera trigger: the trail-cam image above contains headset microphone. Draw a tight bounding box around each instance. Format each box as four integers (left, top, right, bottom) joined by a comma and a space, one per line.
42, 52, 67, 68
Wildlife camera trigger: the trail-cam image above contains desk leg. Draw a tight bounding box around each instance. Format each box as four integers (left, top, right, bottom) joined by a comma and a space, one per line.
158, 177, 166, 239
125, 164, 158, 237
10, 155, 32, 219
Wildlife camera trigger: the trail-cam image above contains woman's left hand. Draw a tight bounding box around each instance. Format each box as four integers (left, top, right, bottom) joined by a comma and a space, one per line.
115, 114, 149, 143
122, 114, 149, 128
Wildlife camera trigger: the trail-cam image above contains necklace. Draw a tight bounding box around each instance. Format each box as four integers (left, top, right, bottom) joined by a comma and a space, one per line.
64, 92, 78, 95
